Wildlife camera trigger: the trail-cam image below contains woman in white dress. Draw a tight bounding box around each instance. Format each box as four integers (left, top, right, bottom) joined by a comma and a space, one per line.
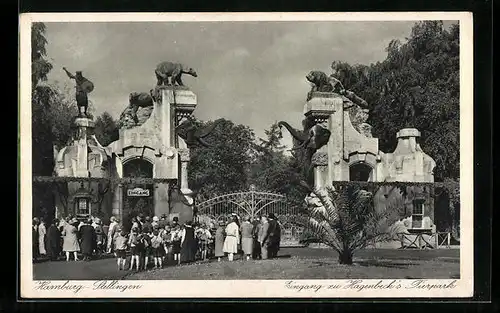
223, 216, 240, 261
38, 218, 47, 256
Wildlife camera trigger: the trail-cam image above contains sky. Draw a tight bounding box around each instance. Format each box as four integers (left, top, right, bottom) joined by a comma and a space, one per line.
44, 21, 424, 149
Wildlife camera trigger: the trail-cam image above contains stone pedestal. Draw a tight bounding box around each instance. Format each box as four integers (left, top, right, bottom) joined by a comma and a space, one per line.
304, 92, 343, 187
73, 117, 95, 177
154, 183, 170, 218
383, 128, 436, 183
112, 184, 123, 220
178, 149, 191, 191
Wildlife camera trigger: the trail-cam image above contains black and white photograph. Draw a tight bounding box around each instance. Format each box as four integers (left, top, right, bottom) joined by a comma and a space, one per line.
20, 12, 473, 298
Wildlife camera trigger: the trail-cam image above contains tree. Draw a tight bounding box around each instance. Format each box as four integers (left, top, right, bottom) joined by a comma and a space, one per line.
250, 122, 288, 190
331, 21, 460, 182
328, 22, 461, 241
32, 23, 53, 90
188, 118, 256, 201
94, 112, 119, 146
32, 23, 79, 221
249, 122, 309, 209
304, 184, 403, 265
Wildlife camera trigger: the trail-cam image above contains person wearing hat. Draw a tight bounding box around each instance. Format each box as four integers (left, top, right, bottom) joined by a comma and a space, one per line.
231, 213, 241, 227
142, 216, 153, 234
251, 215, 262, 260
93, 219, 105, 257
159, 214, 168, 229
137, 213, 145, 227
266, 213, 281, 258
240, 216, 254, 261
38, 217, 47, 257
32, 218, 40, 262
107, 216, 119, 254
152, 216, 160, 229
230, 213, 242, 255
46, 218, 62, 261
223, 215, 240, 261
170, 218, 182, 265
62, 218, 81, 261
214, 220, 226, 262
180, 220, 197, 264
113, 227, 128, 270
80, 218, 97, 261
258, 215, 270, 260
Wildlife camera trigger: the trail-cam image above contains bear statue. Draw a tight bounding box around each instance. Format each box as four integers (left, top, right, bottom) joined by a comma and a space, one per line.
155, 62, 198, 87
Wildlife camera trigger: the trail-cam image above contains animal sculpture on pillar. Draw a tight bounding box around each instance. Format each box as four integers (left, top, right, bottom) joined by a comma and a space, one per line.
128, 91, 154, 124
154, 62, 198, 87
305, 70, 369, 109
175, 119, 223, 148
278, 120, 331, 185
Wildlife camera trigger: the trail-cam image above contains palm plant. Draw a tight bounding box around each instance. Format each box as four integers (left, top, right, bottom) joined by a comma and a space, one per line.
303, 183, 403, 265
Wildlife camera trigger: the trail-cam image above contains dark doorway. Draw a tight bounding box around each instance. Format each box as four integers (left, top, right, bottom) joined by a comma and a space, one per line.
349, 162, 373, 182
122, 158, 154, 231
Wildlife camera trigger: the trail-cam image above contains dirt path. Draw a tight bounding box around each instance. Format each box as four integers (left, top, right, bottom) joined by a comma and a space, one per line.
33, 256, 128, 280
33, 248, 460, 280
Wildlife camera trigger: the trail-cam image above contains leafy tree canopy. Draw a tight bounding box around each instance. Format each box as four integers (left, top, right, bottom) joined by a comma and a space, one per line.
93, 111, 119, 146
331, 21, 459, 181
188, 118, 256, 201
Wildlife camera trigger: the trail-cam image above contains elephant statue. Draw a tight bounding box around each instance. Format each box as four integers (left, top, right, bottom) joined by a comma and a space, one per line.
278, 120, 331, 184
175, 119, 223, 148
278, 120, 331, 152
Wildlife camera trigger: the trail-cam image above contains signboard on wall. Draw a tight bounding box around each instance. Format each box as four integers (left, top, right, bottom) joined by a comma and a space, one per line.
127, 187, 150, 197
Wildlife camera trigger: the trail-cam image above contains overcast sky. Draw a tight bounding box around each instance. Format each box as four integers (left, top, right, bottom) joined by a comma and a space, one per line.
44, 21, 429, 149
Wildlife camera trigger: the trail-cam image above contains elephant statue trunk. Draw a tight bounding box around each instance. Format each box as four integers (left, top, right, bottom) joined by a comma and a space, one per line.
278, 121, 308, 142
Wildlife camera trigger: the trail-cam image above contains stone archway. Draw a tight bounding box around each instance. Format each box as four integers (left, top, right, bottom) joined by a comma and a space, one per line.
122, 158, 154, 230
349, 162, 373, 182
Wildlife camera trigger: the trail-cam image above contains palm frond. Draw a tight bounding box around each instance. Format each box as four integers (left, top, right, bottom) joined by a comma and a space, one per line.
304, 182, 408, 256
310, 187, 339, 221
306, 218, 341, 250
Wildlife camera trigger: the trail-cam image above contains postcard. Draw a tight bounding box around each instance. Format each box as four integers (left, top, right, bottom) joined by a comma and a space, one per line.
20, 12, 473, 298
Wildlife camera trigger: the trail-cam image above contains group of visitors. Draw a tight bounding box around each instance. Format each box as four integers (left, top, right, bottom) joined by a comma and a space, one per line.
32, 215, 108, 262
32, 211, 282, 272
111, 214, 203, 271
215, 213, 282, 262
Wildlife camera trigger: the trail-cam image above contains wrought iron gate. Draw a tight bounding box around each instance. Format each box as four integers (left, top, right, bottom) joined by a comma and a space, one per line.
195, 186, 306, 247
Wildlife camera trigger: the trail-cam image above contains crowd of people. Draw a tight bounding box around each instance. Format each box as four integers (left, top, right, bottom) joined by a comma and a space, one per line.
32, 212, 282, 272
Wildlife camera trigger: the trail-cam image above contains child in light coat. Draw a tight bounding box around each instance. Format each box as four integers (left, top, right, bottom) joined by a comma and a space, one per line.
114, 229, 128, 270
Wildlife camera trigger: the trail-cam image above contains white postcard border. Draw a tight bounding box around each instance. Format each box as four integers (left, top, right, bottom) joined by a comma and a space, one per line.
19, 12, 474, 299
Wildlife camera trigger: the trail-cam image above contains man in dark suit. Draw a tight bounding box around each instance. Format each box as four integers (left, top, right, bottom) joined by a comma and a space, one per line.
251, 215, 262, 259
258, 216, 270, 260
267, 213, 281, 258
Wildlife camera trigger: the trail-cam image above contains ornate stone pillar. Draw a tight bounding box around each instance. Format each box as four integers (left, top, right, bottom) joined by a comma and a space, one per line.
111, 183, 123, 220
159, 88, 174, 149
303, 92, 339, 188
154, 182, 170, 218
311, 152, 329, 189
178, 148, 194, 205
73, 117, 94, 177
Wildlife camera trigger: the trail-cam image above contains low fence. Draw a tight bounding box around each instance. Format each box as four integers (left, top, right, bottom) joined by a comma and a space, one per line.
397, 232, 452, 249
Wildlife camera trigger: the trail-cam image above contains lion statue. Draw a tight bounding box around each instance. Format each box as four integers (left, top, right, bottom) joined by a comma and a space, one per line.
306, 70, 344, 93
306, 70, 369, 109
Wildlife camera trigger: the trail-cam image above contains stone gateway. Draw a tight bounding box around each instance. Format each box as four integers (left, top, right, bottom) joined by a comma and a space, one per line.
53, 75, 200, 226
